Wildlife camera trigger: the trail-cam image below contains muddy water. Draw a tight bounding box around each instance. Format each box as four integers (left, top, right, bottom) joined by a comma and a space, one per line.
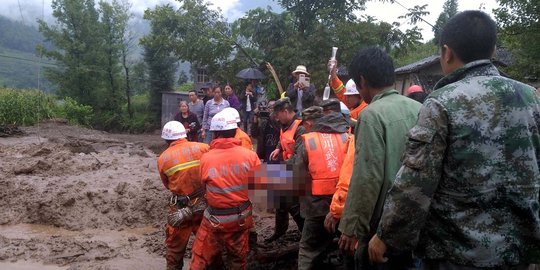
0, 261, 68, 270
0, 223, 157, 243
0, 223, 167, 269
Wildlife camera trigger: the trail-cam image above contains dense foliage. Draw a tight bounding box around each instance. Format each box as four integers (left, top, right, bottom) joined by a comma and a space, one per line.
0, 88, 93, 126
495, 0, 540, 82
3, 0, 533, 132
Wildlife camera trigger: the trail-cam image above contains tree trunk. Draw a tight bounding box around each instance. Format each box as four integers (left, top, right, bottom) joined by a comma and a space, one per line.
123, 52, 133, 119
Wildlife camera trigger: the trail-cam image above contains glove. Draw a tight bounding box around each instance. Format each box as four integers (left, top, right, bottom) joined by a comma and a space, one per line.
191, 198, 208, 213
167, 207, 193, 227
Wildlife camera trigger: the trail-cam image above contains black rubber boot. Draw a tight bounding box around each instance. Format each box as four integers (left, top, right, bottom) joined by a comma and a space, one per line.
264, 209, 289, 243
289, 203, 304, 232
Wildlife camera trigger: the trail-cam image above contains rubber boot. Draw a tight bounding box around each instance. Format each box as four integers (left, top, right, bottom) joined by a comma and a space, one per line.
264, 208, 289, 243
249, 229, 258, 252
292, 212, 304, 232
289, 203, 304, 232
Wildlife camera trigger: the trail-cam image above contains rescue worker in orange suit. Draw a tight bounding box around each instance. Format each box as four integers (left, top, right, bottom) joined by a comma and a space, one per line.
221, 107, 258, 249
328, 59, 367, 122
157, 121, 210, 270
190, 109, 261, 270
222, 107, 253, 150
290, 106, 350, 270
265, 97, 305, 242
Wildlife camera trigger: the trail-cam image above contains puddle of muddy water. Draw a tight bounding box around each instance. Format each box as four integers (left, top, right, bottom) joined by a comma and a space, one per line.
0, 224, 159, 246
0, 261, 68, 270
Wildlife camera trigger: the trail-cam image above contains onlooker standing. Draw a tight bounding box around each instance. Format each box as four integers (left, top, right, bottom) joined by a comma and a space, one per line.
368, 11, 540, 269
285, 65, 316, 114
405, 85, 428, 104
174, 101, 201, 142
251, 79, 267, 108
201, 83, 213, 105
223, 84, 241, 111
188, 90, 204, 124
337, 47, 421, 269
251, 100, 280, 163
240, 82, 257, 133
202, 85, 230, 144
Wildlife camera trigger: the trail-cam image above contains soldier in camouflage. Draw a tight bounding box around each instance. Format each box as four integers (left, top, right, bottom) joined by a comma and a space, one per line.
368, 11, 540, 269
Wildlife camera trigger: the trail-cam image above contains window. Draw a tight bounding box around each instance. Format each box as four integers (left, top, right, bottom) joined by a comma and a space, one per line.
197, 68, 208, 83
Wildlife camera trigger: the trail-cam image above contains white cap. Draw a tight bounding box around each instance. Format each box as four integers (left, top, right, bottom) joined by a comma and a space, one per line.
340, 102, 350, 117
344, 79, 359, 95
292, 65, 309, 75
161, 121, 187, 140
210, 110, 238, 131
222, 107, 241, 123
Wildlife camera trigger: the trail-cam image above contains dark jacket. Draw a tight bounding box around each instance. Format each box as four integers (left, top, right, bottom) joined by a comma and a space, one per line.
252, 116, 280, 162
174, 112, 201, 142
240, 88, 257, 112
285, 82, 316, 112
290, 112, 349, 218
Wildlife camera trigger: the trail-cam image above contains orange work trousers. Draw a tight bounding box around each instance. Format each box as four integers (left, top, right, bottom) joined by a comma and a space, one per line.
165, 211, 203, 270
190, 216, 252, 270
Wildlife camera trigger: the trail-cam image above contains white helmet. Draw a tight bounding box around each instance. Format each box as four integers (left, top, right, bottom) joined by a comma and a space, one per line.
210, 110, 238, 131
344, 79, 359, 95
222, 107, 241, 123
161, 121, 187, 140
340, 102, 350, 117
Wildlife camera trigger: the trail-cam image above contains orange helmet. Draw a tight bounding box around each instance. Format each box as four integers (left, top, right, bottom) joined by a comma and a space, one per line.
406, 85, 423, 95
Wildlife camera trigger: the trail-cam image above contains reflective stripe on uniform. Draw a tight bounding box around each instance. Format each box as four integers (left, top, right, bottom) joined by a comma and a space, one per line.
206, 184, 248, 194
307, 137, 316, 151
164, 160, 201, 177
339, 133, 348, 144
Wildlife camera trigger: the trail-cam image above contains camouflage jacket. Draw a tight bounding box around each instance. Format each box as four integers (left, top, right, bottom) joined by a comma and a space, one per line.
377, 60, 540, 267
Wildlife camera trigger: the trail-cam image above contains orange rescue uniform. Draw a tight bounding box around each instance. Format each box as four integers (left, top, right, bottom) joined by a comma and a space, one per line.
329, 136, 355, 218
301, 132, 349, 196
330, 77, 368, 120
280, 119, 302, 161
190, 138, 261, 270
157, 139, 210, 270
235, 127, 253, 150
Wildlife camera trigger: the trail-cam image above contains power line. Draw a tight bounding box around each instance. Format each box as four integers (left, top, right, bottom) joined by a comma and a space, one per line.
0, 53, 57, 66
17, 0, 25, 25
392, 0, 436, 30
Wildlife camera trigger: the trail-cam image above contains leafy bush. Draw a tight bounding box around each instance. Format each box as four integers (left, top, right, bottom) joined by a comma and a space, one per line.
0, 88, 55, 125
55, 97, 94, 127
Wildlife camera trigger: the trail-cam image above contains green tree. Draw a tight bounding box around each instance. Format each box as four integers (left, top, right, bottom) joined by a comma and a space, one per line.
177, 71, 189, 85
99, 0, 126, 117
433, 0, 458, 44
38, 0, 104, 107
140, 5, 178, 125
276, 0, 365, 36
495, 0, 540, 81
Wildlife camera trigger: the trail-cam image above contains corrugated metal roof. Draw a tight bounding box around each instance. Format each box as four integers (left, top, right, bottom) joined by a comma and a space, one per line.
395, 48, 512, 75
395, 55, 439, 74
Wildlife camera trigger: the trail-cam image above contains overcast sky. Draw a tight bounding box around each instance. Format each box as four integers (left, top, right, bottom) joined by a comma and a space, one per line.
1, 0, 498, 41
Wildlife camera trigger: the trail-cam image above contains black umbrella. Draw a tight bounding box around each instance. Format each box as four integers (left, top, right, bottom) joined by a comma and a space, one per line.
235, 68, 266, 80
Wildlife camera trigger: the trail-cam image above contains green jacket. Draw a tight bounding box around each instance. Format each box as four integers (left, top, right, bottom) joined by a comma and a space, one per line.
377, 60, 540, 267
338, 89, 421, 241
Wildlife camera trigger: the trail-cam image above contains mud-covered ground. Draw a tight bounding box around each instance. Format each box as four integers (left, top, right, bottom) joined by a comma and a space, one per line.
0, 121, 300, 269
